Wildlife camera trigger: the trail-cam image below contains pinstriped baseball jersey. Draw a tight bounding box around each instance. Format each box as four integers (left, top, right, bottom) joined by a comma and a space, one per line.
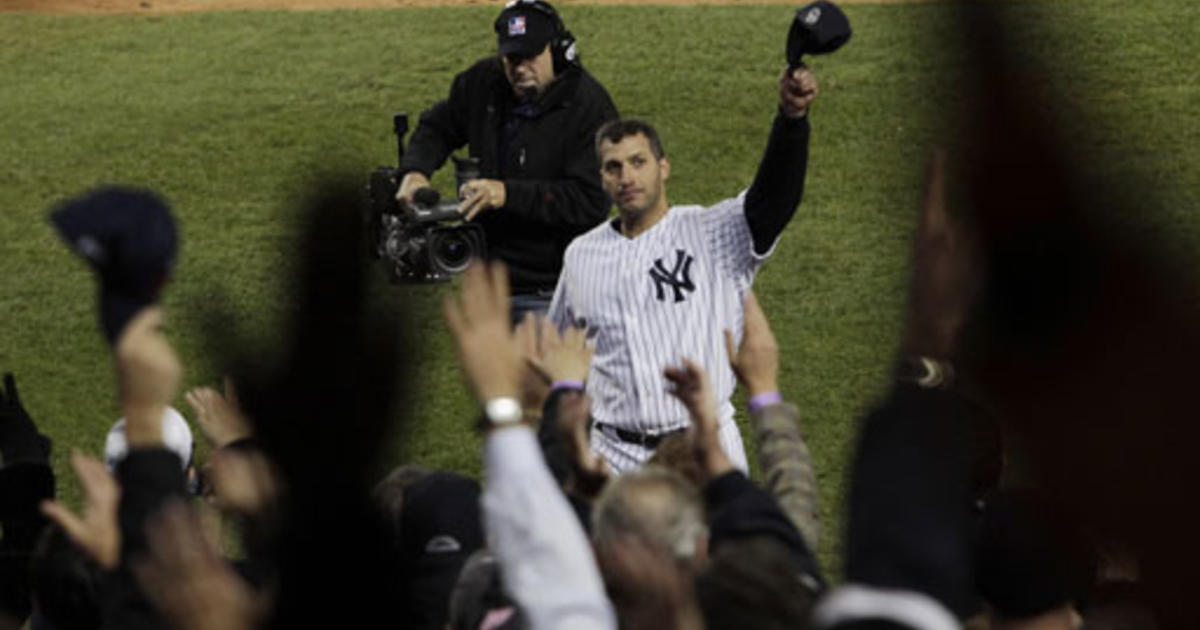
548, 190, 772, 438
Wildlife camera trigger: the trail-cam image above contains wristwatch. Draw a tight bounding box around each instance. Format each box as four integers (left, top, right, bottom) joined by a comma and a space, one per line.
484, 396, 523, 427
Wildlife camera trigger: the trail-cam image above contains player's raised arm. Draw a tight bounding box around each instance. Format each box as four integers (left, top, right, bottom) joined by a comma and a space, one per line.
743, 65, 819, 256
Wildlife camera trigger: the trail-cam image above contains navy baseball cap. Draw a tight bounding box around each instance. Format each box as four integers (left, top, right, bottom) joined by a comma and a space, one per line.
495, 1, 557, 59
787, 1, 852, 65
398, 472, 485, 630
49, 187, 178, 345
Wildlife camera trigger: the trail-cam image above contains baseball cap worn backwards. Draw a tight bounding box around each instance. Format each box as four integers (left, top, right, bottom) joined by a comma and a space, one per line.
49, 187, 178, 345
496, 3, 556, 59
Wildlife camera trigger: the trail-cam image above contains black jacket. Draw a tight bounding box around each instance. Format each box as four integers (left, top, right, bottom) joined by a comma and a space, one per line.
399, 58, 618, 293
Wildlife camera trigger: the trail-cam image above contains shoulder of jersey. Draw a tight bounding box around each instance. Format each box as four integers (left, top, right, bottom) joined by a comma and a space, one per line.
575, 218, 620, 244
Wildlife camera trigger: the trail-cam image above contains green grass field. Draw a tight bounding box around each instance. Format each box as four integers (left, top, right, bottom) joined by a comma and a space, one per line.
1, 0, 1197, 578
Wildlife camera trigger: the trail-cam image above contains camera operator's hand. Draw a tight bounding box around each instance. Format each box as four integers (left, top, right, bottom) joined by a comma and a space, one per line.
396, 171, 432, 206
458, 179, 507, 222
780, 65, 819, 118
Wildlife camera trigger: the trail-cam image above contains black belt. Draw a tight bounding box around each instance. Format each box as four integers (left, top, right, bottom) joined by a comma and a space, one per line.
596, 423, 684, 449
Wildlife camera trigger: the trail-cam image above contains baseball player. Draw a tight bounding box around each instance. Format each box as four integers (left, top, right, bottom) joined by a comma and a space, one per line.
547, 66, 820, 473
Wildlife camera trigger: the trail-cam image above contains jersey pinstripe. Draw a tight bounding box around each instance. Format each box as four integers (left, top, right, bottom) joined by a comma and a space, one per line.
548, 190, 773, 441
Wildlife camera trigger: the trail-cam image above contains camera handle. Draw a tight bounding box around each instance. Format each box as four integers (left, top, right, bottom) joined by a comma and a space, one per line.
393, 113, 409, 165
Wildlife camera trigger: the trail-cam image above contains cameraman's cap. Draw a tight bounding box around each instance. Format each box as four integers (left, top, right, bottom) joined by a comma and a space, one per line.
49, 187, 178, 345
495, 0, 557, 59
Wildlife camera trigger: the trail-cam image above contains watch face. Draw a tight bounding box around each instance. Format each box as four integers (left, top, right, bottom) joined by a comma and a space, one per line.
486, 397, 523, 425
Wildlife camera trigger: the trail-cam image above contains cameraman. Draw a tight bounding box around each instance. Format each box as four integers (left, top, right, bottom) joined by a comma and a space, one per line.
395, 0, 618, 319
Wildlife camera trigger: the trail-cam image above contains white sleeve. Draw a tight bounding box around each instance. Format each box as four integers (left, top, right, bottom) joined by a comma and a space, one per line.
703, 190, 765, 281
483, 427, 616, 630
547, 271, 570, 330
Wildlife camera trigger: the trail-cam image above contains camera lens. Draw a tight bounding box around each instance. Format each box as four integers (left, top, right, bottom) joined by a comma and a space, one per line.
429, 230, 474, 274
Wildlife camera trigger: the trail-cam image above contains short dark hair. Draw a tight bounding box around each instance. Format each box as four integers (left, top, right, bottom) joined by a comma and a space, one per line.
697, 536, 821, 630
595, 118, 665, 160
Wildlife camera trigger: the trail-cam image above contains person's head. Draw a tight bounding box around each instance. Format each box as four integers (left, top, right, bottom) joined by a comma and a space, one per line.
647, 432, 704, 489
594, 119, 671, 219
494, 0, 576, 100
591, 465, 707, 565
373, 467, 484, 630
696, 537, 822, 630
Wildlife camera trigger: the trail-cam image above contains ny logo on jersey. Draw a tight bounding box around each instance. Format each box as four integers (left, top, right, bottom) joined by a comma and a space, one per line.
649, 249, 696, 303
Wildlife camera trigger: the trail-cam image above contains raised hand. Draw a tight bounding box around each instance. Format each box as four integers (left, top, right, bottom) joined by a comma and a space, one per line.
185, 377, 251, 449
557, 391, 609, 499
133, 501, 262, 630
664, 360, 732, 479
723, 290, 779, 397
514, 313, 551, 416
780, 65, 819, 118
529, 319, 594, 385
903, 149, 976, 359
115, 307, 182, 448
443, 261, 521, 404
40, 451, 121, 569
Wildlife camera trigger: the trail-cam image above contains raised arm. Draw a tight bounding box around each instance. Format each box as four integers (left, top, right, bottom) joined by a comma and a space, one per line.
724, 290, 821, 549
444, 261, 615, 630
744, 66, 819, 256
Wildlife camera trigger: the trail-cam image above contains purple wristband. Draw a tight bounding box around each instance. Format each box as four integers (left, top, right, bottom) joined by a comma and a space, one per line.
748, 391, 783, 414
550, 379, 585, 392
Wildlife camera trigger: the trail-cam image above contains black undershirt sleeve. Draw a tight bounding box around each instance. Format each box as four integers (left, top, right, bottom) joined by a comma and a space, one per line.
744, 111, 812, 255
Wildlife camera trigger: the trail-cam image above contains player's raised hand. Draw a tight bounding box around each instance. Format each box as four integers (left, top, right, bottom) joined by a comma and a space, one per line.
185, 377, 251, 449
115, 307, 182, 448
780, 65, 819, 118
443, 261, 522, 403
40, 451, 121, 570
529, 318, 594, 385
723, 290, 780, 397
664, 359, 733, 478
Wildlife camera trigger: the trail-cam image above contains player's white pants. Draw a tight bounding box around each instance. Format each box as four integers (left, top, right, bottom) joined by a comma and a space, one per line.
590, 417, 749, 475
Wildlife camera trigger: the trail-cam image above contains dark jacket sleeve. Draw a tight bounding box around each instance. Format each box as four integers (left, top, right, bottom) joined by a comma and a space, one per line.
398, 68, 475, 178
704, 470, 824, 588
502, 76, 618, 231
842, 383, 976, 620
99, 449, 186, 630
744, 112, 812, 255
0, 463, 55, 624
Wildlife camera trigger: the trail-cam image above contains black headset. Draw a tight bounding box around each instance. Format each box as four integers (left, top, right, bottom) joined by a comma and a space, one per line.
494, 0, 579, 72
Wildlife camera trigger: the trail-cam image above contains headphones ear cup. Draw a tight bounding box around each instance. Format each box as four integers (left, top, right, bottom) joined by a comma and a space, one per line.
558, 31, 578, 67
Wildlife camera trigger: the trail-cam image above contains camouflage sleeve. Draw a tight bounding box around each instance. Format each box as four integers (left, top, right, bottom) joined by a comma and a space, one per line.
752, 402, 821, 550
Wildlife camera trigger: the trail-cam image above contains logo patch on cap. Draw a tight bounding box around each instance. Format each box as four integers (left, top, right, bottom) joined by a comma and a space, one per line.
425, 535, 463, 554
508, 15, 526, 36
